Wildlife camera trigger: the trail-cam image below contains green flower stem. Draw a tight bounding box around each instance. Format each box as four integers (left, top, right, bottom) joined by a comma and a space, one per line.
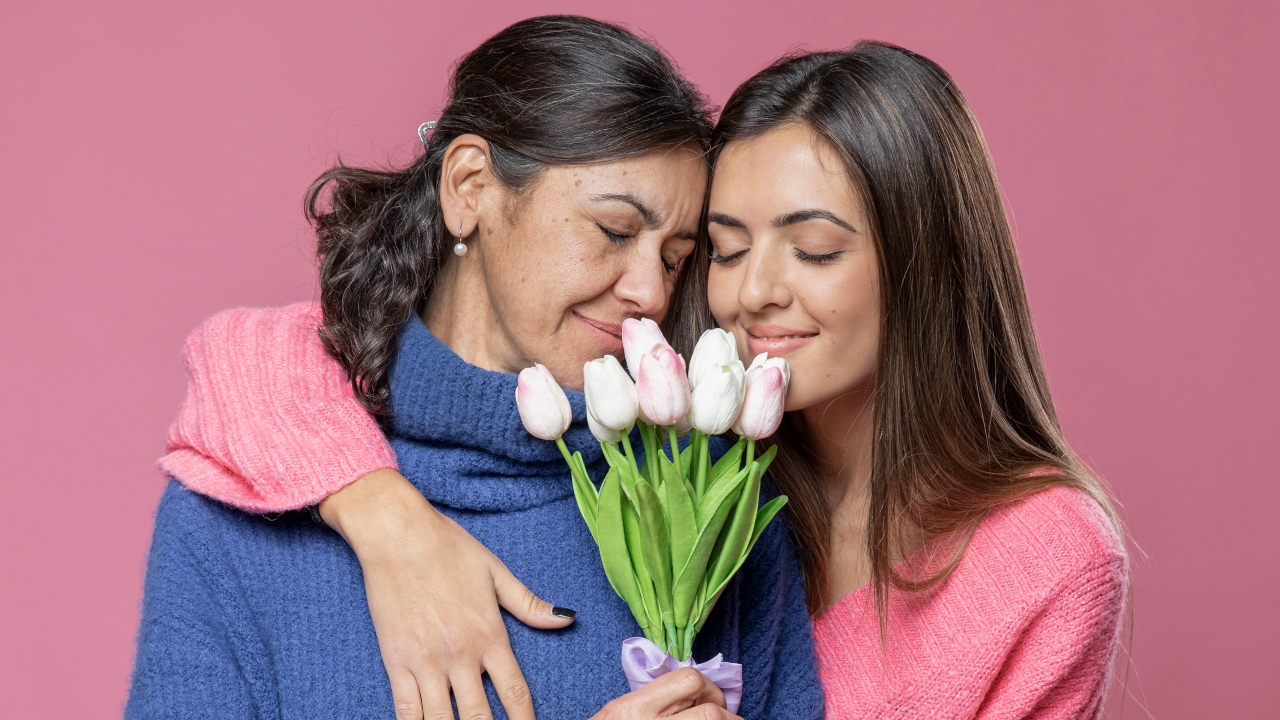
745, 437, 755, 468
622, 432, 641, 478
694, 431, 708, 499
555, 437, 575, 467
668, 426, 683, 484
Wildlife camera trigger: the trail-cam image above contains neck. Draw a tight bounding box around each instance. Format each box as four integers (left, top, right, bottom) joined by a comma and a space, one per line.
424, 257, 526, 375
800, 383, 876, 510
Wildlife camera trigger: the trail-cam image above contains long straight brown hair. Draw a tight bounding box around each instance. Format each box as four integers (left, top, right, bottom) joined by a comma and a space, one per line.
682, 42, 1122, 621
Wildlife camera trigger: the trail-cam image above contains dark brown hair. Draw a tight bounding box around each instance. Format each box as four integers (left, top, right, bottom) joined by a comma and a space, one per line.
705, 42, 1121, 620
307, 15, 712, 414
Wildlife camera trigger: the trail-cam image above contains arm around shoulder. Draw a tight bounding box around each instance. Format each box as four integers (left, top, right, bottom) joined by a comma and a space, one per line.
158, 303, 397, 512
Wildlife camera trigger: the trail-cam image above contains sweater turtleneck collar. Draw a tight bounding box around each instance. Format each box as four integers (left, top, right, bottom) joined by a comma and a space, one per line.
385, 314, 605, 512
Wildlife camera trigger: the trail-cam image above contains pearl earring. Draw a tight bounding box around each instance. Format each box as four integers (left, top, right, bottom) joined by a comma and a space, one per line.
453, 225, 467, 257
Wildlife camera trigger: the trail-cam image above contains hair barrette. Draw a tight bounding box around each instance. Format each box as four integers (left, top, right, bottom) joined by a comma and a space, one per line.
418, 121, 437, 148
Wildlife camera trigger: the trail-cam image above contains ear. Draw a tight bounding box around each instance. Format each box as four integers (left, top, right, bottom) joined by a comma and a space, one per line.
439, 134, 494, 240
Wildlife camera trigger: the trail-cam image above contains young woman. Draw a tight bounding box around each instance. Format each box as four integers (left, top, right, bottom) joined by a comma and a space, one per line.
126, 16, 823, 720
154, 39, 1128, 719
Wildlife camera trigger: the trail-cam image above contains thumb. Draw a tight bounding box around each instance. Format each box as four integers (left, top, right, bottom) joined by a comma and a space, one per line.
491, 557, 576, 629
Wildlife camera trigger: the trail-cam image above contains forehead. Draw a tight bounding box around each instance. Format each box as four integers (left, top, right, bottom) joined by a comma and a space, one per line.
550, 147, 708, 216
710, 124, 862, 220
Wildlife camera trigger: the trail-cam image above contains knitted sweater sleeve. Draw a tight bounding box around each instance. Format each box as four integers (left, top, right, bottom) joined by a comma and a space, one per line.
125, 482, 272, 718
975, 544, 1129, 719
157, 302, 398, 513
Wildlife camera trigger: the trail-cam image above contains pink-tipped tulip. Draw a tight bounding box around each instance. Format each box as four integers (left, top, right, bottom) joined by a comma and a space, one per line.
622, 317, 670, 381
733, 357, 789, 440
636, 345, 691, 426
515, 364, 573, 441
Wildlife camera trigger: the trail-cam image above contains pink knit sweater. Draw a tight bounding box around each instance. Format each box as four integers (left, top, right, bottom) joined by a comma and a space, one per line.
161, 304, 1128, 718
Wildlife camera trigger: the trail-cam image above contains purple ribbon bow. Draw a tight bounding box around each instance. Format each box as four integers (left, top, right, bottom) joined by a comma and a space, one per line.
619, 637, 743, 714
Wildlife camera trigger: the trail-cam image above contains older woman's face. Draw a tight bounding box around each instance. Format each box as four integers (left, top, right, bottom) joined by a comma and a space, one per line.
441, 142, 705, 389
706, 124, 882, 412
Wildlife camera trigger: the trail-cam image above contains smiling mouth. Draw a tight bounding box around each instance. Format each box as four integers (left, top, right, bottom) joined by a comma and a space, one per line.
745, 325, 818, 356
575, 312, 625, 352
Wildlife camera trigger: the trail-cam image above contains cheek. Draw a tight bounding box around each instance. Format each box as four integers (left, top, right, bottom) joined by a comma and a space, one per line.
706, 265, 739, 328
787, 269, 882, 409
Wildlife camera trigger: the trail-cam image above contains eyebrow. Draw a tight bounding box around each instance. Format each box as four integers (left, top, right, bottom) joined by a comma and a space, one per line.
773, 209, 857, 233
708, 209, 858, 233
707, 212, 745, 229
591, 193, 658, 225
592, 193, 698, 240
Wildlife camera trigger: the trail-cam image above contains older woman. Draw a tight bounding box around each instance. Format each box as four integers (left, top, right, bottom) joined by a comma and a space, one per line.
125, 16, 821, 720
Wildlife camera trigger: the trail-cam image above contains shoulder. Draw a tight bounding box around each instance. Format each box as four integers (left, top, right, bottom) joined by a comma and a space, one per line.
181, 302, 322, 360
965, 485, 1127, 603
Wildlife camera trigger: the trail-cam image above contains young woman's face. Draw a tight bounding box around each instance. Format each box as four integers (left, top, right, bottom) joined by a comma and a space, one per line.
458, 146, 705, 388
706, 124, 882, 412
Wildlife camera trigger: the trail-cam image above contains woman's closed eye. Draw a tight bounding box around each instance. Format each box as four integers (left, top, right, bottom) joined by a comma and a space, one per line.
794, 247, 845, 264
597, 223, 634, 245
710, 247, 749, 265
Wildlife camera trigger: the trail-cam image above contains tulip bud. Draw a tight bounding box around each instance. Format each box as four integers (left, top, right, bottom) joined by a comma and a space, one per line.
746, 352, 791, 386
733, 356, 790, 440
636, 345, 692, 426
583, 355, 639, 443
687, 360, 745, 435
687, 328, 739, 389
515, 364, 573, 441
622, 317, 670, 381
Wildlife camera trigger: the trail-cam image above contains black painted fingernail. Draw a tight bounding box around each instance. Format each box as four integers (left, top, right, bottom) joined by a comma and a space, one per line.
551, 606, 577, 620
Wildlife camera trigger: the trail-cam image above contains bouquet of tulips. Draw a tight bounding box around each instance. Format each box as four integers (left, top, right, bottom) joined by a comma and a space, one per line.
515, 319, 791, 708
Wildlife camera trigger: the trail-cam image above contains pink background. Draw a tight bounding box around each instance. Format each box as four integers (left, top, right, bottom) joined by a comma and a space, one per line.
2, 1, 1276, 717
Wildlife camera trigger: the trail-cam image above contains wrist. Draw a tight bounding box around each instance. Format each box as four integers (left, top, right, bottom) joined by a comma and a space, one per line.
318, 468, 437, 550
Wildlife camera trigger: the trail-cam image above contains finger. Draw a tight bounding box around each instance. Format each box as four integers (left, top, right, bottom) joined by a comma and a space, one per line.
483, 645, 536, 720
386, 665, 425, 720
668, 704, 741, 720
415, 672, 454, 720
636, 668, 726, 715
449, 667, 496, 720
491, 559, 575, 630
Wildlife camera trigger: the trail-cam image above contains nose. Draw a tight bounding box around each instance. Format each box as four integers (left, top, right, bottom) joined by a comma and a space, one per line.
612, 245, 670, 319
737, 243, 792, 314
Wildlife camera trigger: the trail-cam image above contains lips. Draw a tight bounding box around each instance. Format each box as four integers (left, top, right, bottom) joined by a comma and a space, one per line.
575, 312, 625, 354
745, 323, 817, 357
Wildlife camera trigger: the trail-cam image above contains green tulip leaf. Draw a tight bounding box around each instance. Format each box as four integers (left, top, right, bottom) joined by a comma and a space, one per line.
634, 478, 673, 624
622, 492, 662, 636
672, 478, 743, 626
595, 467, 646, 629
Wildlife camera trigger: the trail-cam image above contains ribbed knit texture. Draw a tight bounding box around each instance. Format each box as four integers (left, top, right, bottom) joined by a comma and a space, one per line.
128, 309, 823, 720
814, 486, 1127, 719
159, 303, 397, 512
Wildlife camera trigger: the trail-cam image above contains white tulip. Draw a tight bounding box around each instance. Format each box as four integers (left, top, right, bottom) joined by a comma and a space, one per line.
687, 328, 739, 389
583, 355, 639, 443
622, 317, 670, 381
687, 359, 745, 435
515, 363, 573, 441
587, 411, 622, 443
733, 355, 790, 440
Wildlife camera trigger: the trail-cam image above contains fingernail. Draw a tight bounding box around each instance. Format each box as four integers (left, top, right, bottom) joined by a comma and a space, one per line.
551, 606, 577, 620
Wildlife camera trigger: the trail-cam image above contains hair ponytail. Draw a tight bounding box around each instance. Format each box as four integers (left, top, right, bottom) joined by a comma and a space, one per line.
306, 15, 711, 414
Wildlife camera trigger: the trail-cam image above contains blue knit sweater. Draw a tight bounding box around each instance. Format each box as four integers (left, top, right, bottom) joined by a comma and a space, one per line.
126, 315, 823, 719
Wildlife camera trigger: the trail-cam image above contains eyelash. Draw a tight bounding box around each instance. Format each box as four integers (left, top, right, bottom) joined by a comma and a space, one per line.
709, 249, 748, 265
601, 223, 679, 274
795, 249, 844, 264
